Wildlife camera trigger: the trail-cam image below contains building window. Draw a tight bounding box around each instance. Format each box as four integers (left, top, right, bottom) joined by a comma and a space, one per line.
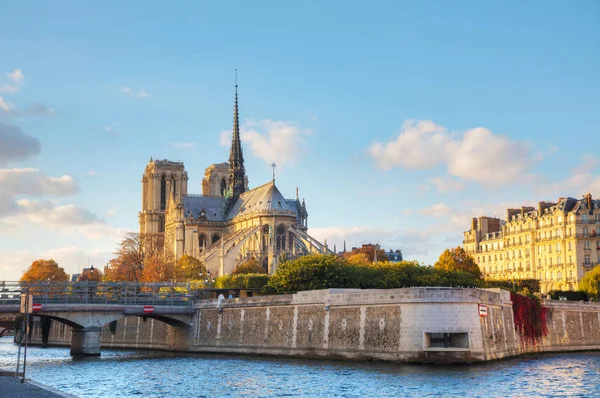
220, 178, 227, 196
584, 241, 591, 250
583, 227, 589, 236
160, 175, 166, 210
557, 271, 562, 280
211, 233, 220, 244
569, 255, 573, 265
584, 256, 591, 265
568, 241, 572, 251
582, 214, 589, 223
198, 234, 207, 250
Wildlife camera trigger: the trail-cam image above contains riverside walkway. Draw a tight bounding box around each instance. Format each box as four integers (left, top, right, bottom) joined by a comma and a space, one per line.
0, 374, 76, 397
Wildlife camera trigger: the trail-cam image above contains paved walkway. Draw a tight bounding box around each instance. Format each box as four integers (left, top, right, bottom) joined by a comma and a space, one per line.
0, 375, 77, 397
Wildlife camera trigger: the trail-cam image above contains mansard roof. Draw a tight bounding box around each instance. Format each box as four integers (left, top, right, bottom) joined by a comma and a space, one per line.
183, 195, 226, 221
226, 181, 298, 220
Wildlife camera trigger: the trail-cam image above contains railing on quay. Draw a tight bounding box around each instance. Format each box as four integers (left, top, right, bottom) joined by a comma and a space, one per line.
0, 281, 211, 307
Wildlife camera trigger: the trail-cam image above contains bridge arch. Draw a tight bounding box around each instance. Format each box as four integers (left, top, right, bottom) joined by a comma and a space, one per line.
0, 327, 14, 337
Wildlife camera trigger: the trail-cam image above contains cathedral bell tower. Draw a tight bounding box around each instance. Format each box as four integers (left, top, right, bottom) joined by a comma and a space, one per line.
139, 159, 188, 235
226, 77, 247, 213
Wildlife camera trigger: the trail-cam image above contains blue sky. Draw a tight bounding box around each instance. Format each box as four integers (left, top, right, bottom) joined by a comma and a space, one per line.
1, 1, 599, 280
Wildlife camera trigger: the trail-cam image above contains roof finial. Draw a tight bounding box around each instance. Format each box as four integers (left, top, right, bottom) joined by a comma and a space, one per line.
271, 162, 277, 183
296, 187, 299, 200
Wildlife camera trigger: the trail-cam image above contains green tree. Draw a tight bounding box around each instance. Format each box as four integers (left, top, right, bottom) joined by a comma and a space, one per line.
266, 254, 360, 292
232, 257, 266, 275
20, 259, 69, 282
579, 264, 600, 298
434, 247, 482, 279
346, 252, 370, 266
174, 255, 206, 281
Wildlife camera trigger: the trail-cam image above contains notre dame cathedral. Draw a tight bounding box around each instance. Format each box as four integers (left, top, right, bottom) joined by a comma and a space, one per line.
139, 85, 331, 276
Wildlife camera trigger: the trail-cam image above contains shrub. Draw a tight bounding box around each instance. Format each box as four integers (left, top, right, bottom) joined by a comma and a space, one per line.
214, 273, 270, 290
548, 290, 588, 301
511, 291, 548, 345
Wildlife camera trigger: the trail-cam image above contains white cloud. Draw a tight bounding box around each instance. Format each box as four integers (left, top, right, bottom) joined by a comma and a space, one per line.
429, 176, 465, 193
222, 119, 312, 166
369, 120, 534, 187
0, 123, 41, 165
0, 246, 116, 281
309, 225, 438, 258
420, 203, 454, 218
0, 168, 78, 196
369, 120, 452, 170
536, 155, 600, 198
7, 69, 24, 83
0, 69, 24, 94
447, 127, 531, 186
0, 96, 12, 111
120, 86, 149, 98
172, 142, 197, 149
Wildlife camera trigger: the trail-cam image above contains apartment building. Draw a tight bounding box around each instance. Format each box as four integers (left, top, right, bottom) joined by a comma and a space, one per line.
464, 194, 600, 294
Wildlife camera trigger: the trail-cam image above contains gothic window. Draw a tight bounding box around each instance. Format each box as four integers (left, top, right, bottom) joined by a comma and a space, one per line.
212, 234, 220, 244
198, 234, 207, 250
159, 216, 165, 233
262, 225, 270, 251
276, 225, 286, 251
172, 178, 177, 195
220, 178, 227, 196
160, 175, 166, 210
262, 257, 269, 271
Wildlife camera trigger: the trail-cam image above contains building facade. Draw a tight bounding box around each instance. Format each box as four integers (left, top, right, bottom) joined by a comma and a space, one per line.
464, 195, 600, 293
139, 85, 331, 276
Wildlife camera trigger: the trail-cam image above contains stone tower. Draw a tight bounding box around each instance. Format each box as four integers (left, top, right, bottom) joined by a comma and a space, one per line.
226, 82, 247, 212
139, 158, 188, 235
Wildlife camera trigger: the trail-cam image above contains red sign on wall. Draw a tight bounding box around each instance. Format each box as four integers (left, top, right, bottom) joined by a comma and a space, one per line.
478, 304, 488, 317
143, 305, 154, 313
32, 303, 42, 312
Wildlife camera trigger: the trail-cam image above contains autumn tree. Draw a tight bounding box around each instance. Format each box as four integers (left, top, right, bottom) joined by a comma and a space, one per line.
20, 259, 69, 282
142, 256, 175, 282
342, 244, 388, 263
434, 247, 482, 279
174, 255, 206, 281
346, 252, 370, 266
104, 233, 145, 282
232, 257, 266, 275
78, 265, 103, 282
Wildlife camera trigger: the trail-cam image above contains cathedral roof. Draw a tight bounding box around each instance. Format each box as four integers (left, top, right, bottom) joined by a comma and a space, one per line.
226, 181, 298, 220
183, 195, 226, 221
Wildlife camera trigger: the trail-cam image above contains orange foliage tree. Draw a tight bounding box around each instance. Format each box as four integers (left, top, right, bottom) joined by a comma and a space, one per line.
434, 247, 482, 278
78, 265, 103, 282
232, 257, 266, 275
20, 259, 69, 282
104, 233, 145, 282
341, 244, 388, 263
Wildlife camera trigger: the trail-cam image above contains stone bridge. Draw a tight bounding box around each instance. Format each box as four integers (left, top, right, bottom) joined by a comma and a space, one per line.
0, 282, 197, 356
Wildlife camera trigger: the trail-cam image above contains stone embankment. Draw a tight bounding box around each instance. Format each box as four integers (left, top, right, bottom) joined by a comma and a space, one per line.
27, 288, 600, 363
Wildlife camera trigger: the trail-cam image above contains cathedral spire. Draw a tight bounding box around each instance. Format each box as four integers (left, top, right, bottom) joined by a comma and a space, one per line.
227, 70, 246, 212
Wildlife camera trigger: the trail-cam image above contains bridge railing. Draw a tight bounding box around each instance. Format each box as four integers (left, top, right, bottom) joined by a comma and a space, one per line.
0, 282, 202, 307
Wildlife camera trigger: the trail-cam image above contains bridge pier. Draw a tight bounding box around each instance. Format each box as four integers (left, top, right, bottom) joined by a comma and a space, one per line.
70, 326, 101, 356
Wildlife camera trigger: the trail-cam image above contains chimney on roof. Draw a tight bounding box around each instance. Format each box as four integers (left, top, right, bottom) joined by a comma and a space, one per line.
585, 193, 592, 210
471, 217, 478, 231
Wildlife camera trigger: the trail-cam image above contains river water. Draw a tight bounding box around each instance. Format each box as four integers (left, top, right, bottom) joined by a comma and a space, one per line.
1, 337, 599, 397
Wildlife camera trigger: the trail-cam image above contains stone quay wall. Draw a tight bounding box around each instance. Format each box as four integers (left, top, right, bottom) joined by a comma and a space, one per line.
27, 288, 600, 363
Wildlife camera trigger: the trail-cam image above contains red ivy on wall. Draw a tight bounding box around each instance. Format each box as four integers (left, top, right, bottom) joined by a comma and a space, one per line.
511, 292, 548, 345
